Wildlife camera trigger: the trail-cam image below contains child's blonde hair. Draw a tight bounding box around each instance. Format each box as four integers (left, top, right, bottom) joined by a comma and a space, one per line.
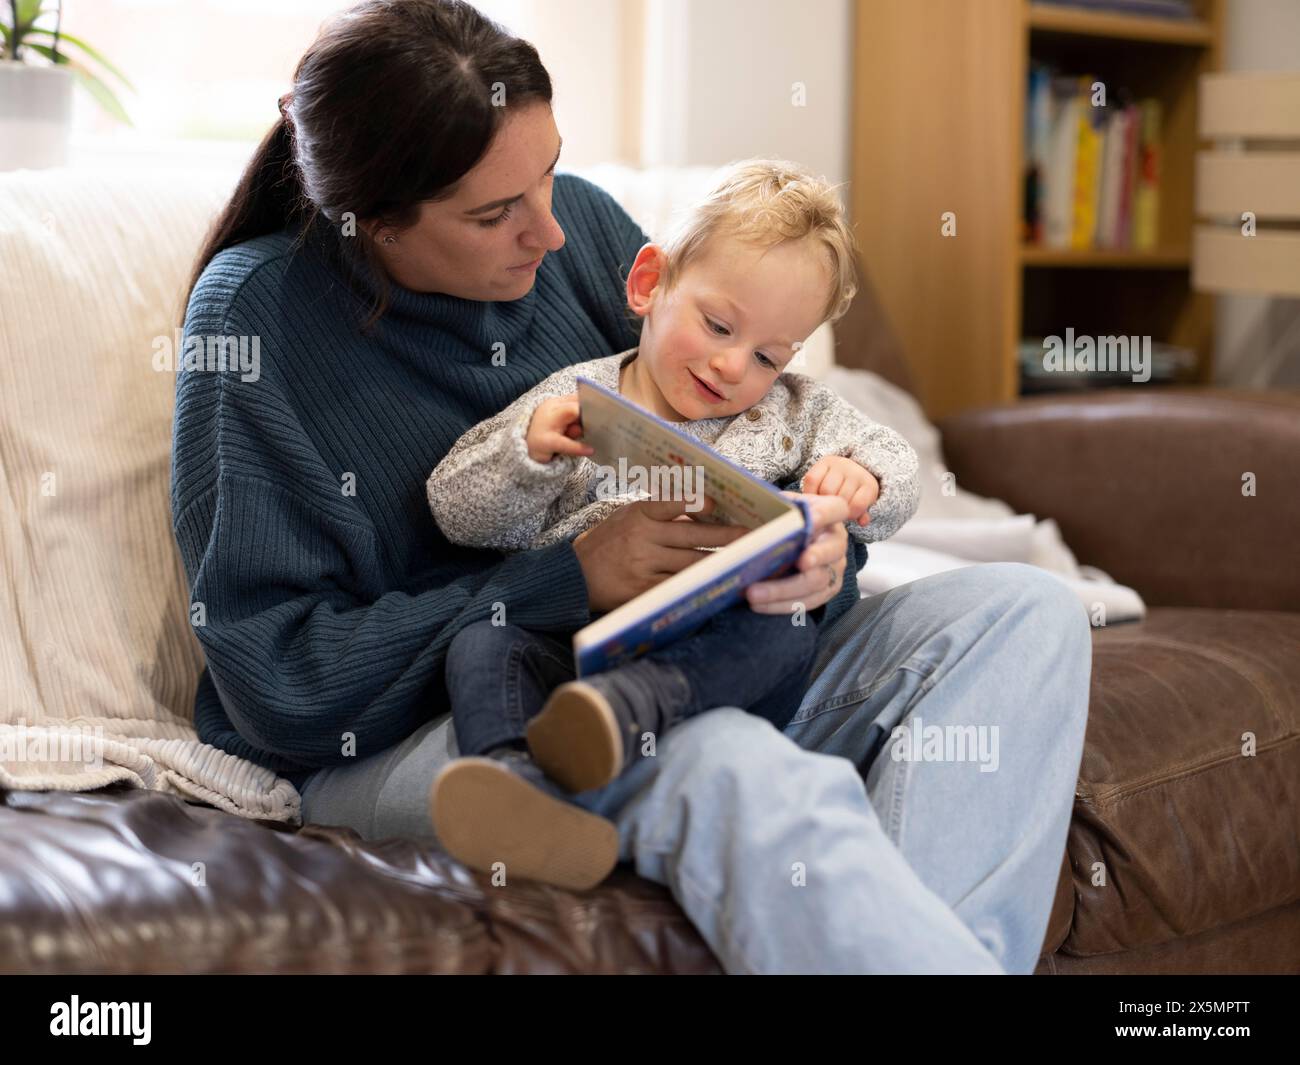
653, 159, 859, 326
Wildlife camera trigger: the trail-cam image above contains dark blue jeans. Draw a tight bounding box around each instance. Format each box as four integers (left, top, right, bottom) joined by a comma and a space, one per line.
444, 604, 820, 758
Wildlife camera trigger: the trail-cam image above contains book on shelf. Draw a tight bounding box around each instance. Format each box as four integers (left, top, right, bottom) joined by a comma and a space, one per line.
1042, 74, 1080, 247
1132, 99, 1162, 251
1023, 63, 1053, 244
1096, 101, 1125, 247
1025, 64, 1162, 253
1116, 102, 1140, 247
569, 377, 816, 677
1071, 75, 1106, 250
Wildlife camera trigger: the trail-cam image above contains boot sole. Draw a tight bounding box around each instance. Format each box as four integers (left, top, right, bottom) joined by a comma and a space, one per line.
526, 681, 625, 793
429, 758, 619, 891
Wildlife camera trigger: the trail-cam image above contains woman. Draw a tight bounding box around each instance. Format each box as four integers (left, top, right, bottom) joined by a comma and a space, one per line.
173, 0, 1089, 975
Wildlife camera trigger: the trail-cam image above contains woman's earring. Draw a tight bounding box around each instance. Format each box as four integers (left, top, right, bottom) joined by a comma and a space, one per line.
382, 236, 396, 246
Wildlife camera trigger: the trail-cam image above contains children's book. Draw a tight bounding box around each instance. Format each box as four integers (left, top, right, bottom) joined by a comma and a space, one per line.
1133, 98, 1162, 251
1045, 77, 1081, 248
571, 376, 816, 676
1070, 76, 1106, 250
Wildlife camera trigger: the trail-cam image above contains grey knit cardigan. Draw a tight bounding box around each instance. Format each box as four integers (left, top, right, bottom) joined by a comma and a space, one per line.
427, 348, 920, 552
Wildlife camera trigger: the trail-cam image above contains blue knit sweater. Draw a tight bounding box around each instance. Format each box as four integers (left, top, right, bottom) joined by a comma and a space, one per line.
171, 174, 865, 791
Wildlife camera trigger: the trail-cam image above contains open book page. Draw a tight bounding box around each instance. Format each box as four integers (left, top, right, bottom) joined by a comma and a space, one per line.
576, 377, 792, 530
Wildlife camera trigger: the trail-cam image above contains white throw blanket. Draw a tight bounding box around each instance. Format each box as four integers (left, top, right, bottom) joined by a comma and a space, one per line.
823, 367, 1146, 623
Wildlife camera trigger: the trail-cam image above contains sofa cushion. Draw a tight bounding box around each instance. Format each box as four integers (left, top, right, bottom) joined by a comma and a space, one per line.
1059, 607, 1300, 959
0, 168, 305, 821
0, 784, 719, 974
1038, 896, 1300, 974
940, 390, 1300, 611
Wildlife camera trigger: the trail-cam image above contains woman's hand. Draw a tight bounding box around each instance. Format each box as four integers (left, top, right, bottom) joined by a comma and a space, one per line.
744, 492, 850, 615
571, 495, 749, 614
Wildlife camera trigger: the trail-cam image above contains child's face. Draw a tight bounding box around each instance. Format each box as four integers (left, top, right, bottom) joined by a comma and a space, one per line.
625, 236, 830, 421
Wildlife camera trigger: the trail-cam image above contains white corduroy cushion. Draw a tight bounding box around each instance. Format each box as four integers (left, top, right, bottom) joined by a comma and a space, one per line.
0, 167, 302, 822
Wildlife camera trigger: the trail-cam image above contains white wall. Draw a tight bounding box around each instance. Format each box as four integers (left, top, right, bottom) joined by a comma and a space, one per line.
493, 0, 856, 184
516, 0, 853, 194
483, 0, 633, 166
1213, 0, 1300, 387
639, 0, 852, 187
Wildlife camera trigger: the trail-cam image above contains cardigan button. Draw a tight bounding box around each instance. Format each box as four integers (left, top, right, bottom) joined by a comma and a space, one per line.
745, 409, 762, 421
782, 435, 793, 450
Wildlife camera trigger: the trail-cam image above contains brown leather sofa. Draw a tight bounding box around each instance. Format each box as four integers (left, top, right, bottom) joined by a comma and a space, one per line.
3, 271, 1297, 974
943, 388, 1300, 974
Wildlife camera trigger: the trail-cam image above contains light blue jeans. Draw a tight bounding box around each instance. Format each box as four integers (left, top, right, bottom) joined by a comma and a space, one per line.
299, 562, 1091, 975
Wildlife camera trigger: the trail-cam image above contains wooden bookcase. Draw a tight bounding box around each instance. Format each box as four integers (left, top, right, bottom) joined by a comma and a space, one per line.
850, 0, 1223, 420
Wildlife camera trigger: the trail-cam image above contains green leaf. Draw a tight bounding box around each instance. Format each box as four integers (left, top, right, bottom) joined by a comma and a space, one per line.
23, 28, 135, 91
9, 0, 56, 56
14, 0, 46, 35
24, 41, 133, 125
22, 38, 57, 60
68, 61, 133, 126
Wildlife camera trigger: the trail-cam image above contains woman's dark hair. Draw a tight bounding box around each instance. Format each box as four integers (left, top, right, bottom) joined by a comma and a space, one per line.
184, 0, 552, 326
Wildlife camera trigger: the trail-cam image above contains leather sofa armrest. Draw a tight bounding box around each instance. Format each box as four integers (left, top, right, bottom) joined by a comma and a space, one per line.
938, 389, 1300, 610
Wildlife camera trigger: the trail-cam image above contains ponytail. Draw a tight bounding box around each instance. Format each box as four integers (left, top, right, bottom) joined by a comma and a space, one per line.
184, 117, 312, 313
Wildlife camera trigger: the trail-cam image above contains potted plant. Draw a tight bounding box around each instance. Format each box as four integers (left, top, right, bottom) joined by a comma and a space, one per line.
1, 0, 131, 170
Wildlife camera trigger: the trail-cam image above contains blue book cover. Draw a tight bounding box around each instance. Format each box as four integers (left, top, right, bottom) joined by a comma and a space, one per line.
572, 377, 815, 676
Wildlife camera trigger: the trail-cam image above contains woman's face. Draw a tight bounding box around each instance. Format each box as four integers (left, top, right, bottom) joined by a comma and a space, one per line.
369, 101, 567, 300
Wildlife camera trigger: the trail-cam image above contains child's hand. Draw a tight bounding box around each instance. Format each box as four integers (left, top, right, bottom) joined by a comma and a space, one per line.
801, 455, 879, 527
526, 392, 596, 464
